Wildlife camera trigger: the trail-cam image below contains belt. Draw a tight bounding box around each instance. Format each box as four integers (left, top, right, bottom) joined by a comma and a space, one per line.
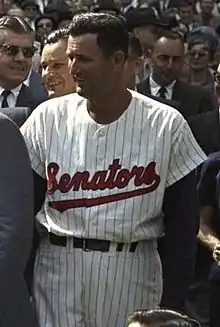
48, 233, 138, 253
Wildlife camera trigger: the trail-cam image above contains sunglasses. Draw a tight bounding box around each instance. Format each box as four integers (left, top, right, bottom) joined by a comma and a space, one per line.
0, 44, 36, 58
188, 51, 207, 58
37, 23, 52, 28
214, 71, 220, 84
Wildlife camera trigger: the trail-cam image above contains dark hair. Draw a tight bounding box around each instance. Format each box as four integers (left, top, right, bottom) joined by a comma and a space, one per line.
188, 38, 214, 61
127, 309, 201, 327
35, 14, 56, 30
44, 28, 69, 45
69, 12, 129, 59
0, 15, 34, 35
178, 0, 194, 8
128, 32, 142, 57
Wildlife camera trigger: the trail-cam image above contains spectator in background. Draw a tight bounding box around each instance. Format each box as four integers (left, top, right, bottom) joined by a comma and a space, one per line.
56, 9, 72, 29
21, 0, 40, 30
186, 38, 215, 91
197, 0, 220, 29
0, 16, 40, 111
127, 309, 201, 327
178, 0, 199, 36
35, 14, 56, 49
137, 29, 217, 119
7, 5, 25, 17
197, 152, 220, 327
41, 28, 75, 98
125, 7, 169, 81
123, 32, 143, 89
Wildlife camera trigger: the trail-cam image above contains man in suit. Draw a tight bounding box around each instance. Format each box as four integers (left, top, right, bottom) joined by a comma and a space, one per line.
0, 15, 41, 112
0, 113, 37, 327
137, 29, 217, 119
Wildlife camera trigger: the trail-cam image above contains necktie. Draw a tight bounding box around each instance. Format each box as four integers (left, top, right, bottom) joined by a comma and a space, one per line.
1, 90, 11, 108
158, 87, 167, 99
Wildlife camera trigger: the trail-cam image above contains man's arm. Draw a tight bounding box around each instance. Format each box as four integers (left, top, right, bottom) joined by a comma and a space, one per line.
159, 170, 199, 311
0, 115, 34, 310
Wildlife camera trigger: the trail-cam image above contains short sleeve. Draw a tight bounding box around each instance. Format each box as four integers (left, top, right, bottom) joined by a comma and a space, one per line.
198, 152, 220, 208
166, 118, 207, 187
20, 105, 46, 178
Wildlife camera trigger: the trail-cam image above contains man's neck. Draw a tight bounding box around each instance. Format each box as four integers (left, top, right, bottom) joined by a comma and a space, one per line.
87, 88, 132, 125
151, 73, 175, 87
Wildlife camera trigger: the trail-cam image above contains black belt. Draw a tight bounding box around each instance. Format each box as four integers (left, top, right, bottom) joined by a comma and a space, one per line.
48, 233, 138, 253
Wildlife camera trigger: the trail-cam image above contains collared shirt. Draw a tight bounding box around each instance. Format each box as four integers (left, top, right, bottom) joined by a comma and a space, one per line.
24, 70, 32, 87
0, 84, 22, 107
149, 75, 176, 100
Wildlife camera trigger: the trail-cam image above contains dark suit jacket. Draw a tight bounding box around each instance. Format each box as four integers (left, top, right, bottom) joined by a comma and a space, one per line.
16, 83, 41, 112
28, 70, 48, 105
137, 78, 217, 119
189, 110, 220, 156
0, 114, 37, 327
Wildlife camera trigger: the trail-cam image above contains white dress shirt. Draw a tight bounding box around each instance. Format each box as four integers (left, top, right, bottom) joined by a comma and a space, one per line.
149, 75, 176, 100
0, 84, 22, 108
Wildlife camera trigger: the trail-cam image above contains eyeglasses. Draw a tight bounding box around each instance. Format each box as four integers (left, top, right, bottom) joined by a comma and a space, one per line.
0, 44, 36, 58
188, 51, 208, 58
214, 71, 220, 84
37, 23, 52, 28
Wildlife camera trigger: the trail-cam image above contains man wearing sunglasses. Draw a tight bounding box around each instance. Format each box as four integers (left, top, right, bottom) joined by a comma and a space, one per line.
0, 16, 40, 112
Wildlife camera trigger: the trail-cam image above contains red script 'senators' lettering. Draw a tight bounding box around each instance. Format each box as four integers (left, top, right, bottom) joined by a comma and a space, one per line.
47, 159, 160, 195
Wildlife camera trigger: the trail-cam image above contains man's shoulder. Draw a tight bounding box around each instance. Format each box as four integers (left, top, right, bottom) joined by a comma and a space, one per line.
33, 93, 84, 115
131, 90, 182, 119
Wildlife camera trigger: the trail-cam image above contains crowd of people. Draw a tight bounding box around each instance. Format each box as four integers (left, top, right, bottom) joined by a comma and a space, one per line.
1, 0, 220, 327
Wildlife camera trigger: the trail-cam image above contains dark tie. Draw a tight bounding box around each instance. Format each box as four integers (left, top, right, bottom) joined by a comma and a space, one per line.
158, 87, 167, 99
1, 90, 11, 108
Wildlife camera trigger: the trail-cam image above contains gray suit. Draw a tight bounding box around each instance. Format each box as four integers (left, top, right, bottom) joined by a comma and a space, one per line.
0, 114, 37, 327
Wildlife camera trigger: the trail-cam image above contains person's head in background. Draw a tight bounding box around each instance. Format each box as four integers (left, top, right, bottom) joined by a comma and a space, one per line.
7, 5, 25, 18
187, 38, 213, 85
200, 0, 214, 16
0, 15, 35, 89
127, 309, 201, 327
57, 9, 73, 29
21, 0, 40, 22
150, 29, 185, 86
41, 28, 75, 98
126, 7, 166, 57
123, 32, 143, 89
178, 0, 196, 26
35, 14, 56, 46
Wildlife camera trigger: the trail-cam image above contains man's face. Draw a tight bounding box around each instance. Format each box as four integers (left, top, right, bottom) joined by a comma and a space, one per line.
0, 30, 34, 88
67, 33, 125, 100
41, 39, 75, 98
200, 0, 214, 14
150, 37, 184, 86
36, 18, 53, 41
24, 5, 39, 20
179, 5, 194, 25
187, 43, 210, 71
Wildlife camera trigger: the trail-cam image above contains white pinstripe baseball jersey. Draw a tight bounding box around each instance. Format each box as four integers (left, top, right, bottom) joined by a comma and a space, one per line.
21, 90, 206, 242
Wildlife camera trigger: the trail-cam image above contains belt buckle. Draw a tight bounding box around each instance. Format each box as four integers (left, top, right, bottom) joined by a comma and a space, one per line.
82, 239, 89, 252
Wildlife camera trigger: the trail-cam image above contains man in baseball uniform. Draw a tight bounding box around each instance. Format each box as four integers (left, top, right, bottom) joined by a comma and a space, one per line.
21, 12, 206, 327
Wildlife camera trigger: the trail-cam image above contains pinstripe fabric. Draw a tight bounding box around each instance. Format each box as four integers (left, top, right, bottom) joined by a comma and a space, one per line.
33, 238, 162, 327
21, 90, 207, 327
